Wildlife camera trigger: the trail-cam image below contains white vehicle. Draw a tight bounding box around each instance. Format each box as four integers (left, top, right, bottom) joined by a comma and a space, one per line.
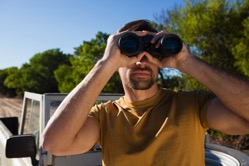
1, 91, 249, 166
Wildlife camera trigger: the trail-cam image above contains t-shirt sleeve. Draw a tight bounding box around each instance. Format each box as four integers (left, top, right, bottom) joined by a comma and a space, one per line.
88, 103, 104, 144
195, 90, 216, 128
89, 104, 100, 120
88, 101, 115, 145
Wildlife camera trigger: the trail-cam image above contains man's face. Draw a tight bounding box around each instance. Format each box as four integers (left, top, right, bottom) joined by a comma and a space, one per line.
119, 56, 158, 90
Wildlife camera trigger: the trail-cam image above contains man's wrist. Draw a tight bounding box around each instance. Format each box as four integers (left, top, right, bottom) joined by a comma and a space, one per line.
175, 54, 199, 73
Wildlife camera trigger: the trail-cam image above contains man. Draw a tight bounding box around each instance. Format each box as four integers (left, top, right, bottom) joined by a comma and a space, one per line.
41, 20, 249, 165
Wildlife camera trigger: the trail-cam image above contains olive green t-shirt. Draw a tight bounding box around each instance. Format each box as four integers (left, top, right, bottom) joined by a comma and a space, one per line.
89, 89, 215, 166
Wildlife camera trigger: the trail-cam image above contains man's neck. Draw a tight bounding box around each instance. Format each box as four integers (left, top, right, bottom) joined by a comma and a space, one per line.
123, 84, 159, 102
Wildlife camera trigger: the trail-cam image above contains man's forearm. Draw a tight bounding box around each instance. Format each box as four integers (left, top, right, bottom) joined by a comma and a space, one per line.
41, 59, 116, 150
178, 55, 249, 121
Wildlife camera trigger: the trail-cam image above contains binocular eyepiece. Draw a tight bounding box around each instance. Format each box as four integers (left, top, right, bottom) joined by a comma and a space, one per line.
118, 32, 183, 59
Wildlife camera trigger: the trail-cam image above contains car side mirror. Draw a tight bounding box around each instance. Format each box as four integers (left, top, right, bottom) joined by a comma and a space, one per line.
6, 134, 38, 166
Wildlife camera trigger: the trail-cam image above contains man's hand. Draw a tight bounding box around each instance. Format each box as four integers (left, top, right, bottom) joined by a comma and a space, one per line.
102, 32, 145, 70
135, 30, 194, 70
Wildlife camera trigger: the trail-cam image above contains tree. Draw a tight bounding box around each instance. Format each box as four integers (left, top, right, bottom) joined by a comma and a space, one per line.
0, 67, 18, 97
54, 64, 76, 93
156, 0, 249, 90
55, 32, 123, 93
4, 49, 72, 95
232, 5, 249, 77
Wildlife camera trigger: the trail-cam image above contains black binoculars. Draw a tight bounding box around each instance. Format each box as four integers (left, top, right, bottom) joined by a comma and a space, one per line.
118, 32, 183, 59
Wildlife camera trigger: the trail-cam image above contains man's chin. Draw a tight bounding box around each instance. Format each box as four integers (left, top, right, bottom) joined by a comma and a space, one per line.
128, 81, 155, 90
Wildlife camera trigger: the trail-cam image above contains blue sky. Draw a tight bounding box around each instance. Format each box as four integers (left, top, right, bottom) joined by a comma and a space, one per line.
0, 0, 184, 69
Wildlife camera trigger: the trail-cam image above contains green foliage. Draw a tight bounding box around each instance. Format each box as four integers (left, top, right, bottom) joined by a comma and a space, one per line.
0, 67, 18, 96
54, 32, 123, 93
156, 0, 249, 90
208, 129, 226, 139
232, 16, 249, 76
73, 31, 109, 81
4, 49, 72, 96
158, 68, 186, 90
54, 64, 76, 93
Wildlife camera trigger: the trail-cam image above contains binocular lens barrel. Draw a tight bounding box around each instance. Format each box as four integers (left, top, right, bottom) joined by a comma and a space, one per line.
118, 32, 182, 58
160, 35, 183, 55
118, 33, 143, 56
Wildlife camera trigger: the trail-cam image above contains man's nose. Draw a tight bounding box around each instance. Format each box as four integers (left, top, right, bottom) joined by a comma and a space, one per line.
136, 55, 149, 67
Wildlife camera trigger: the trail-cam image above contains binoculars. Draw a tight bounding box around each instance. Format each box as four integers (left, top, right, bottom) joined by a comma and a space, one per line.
118, 32, 183, 59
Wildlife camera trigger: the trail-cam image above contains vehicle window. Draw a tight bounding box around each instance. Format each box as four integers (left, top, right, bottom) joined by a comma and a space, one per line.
22, 98, 40, 160
23, 99, 40, 135
49, 100, 62, 117
28, 100, 40, 134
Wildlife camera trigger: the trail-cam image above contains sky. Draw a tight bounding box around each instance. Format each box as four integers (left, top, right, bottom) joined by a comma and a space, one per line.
0, 0, 185, 70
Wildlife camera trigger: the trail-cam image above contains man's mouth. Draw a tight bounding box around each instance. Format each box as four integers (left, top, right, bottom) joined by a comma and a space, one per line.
131, 67, 152, 78
132, 70, 151, 77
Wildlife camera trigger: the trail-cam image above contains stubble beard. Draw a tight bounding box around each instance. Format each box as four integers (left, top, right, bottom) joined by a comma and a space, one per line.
127, 67, 157, 90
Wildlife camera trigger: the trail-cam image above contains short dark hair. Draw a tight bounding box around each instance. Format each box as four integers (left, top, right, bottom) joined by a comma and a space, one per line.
118, 19, 158, 33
